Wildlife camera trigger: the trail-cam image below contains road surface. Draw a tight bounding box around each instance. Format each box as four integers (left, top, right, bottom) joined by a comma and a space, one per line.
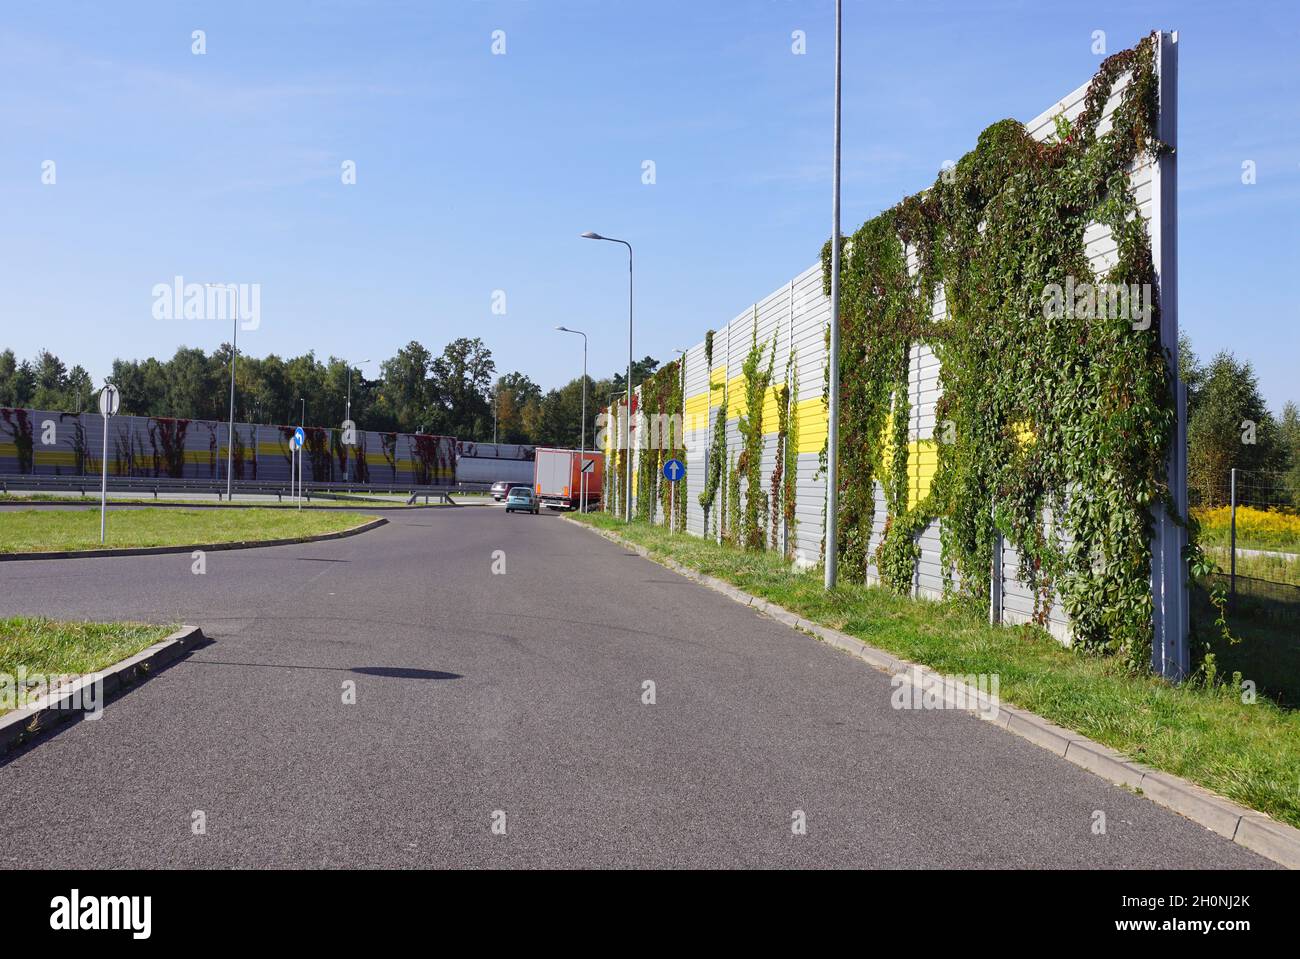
0, 506, 1271, 868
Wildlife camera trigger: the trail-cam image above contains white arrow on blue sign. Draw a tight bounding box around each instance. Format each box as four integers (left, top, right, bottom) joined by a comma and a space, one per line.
294, 427, 305, 447
662, 458, 685, 482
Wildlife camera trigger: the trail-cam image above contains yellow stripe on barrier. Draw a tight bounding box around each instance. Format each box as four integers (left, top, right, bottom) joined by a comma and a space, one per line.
684, 391, 710, 422
32, 450, 78, 466
794, 396, 827, 453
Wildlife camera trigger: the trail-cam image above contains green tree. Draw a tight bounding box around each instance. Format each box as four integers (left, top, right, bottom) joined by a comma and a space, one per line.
493, 372, 541, 443
1279, 401, 1300, 505
611, 356, 660, 394
377, 341, 433, 432
429, 337, 494, 438
0, 350, 27, 407
32, 350, 69, 410
1186, 350, 1282, 506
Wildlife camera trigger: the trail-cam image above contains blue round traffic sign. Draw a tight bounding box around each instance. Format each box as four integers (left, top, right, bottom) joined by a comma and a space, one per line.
663, 458, 685, 482
294, 427, 305, 446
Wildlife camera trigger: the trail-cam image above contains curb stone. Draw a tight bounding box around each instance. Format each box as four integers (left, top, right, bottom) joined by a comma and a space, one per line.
563, 515, 1300, 869
0, 516, 388, 562
0, 625, 206, 758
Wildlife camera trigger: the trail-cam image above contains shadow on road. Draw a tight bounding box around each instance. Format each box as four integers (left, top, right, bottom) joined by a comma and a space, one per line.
187, 660, 461, 681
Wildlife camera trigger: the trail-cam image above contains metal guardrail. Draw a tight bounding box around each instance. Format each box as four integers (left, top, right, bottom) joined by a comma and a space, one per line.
0, 473, 493, 503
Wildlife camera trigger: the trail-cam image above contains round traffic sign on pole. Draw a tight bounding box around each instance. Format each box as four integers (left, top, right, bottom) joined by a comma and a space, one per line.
294, 426, 305, 448
98, 382, 119, 544
98, 383, 120, 417
662, 457, 685, 535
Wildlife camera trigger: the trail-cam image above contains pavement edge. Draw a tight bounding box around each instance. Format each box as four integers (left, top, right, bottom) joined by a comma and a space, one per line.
0, 625, 207, 758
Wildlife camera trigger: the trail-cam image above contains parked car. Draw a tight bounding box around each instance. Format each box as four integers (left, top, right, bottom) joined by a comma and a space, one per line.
491, 480, 511, 501
505, 486, 539, 515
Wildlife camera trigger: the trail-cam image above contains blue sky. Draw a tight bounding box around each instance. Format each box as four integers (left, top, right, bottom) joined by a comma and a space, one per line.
1, 0, 1296, 411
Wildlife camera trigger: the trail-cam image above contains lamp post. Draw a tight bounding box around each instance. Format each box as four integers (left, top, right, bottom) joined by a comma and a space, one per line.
346, 359, 371, 483
206, 283, 240, 501
824, 0, 844, 590
557, 326, 588, 513
346, 358, 371, 426
581, 231, 633, 522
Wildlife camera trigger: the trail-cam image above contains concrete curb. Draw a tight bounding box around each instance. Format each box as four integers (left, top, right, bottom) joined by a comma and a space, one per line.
0, 625, 206, 758
0, 516, 388, 562
565, 516, 1300, 870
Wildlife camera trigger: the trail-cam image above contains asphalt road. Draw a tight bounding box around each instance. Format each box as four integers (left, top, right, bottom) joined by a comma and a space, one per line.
0, 506, 1271, 868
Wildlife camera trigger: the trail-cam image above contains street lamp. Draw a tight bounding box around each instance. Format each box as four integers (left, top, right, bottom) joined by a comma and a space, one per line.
824, 0, 844, 589
346, 358, 371, 425
207, 283, 240, 501
557, 326, 588, 513
346, 359, 371, 484
581, 230, 633, 523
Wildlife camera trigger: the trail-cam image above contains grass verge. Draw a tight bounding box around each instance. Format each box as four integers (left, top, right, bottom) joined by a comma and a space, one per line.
573, 512, 1300, 829
0, 507, 377, 553
1, 618, 176, 715
0, 493, 414, 508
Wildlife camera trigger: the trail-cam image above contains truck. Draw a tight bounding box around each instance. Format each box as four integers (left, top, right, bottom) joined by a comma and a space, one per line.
533, 447, 603, 511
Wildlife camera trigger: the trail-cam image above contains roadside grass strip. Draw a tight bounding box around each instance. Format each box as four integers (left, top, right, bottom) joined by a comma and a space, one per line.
0, 493, 423, 509
0, 618, 175, 716
0, 507, 378, 553
573, 512, 1300, 830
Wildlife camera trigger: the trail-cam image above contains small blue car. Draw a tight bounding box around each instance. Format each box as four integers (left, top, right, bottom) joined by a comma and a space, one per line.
505, 485, 539, 515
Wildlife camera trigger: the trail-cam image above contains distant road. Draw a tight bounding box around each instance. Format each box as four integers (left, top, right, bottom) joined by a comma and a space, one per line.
0, 509, 1270, 868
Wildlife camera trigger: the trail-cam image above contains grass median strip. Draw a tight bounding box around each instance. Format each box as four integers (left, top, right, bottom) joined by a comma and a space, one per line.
0, 507, 378, 553
1, 618, 176, 716
0, 493, 420, 508
573, 512, 1300, 830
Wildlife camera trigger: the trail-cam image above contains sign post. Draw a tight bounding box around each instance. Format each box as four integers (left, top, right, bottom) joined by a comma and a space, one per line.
98, 382, 120, 543
291, 427, 305, 510
662, 457, 685, 534
580, 456, 595, 513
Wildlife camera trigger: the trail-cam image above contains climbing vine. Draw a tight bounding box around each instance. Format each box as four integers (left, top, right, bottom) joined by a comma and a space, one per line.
771, 382, 788, 552
738, 320, 775, 550
726, 451, 741, 545
782, 353, 799, 559
698, 330, 728, 534
821, 213, 920, 584
821, 33, 1173, 666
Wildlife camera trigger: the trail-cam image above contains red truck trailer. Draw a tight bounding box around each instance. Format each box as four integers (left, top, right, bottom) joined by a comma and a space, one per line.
533, 447, 603, 511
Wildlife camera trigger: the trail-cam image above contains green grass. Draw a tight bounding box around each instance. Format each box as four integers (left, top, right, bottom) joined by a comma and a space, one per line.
1201, 601, 1300, 710
0, 492, 411, 508
573, 512, 1300, 829
1, 617, 175, 714
1205, 546, 1300, 587
0, 507, 378, 553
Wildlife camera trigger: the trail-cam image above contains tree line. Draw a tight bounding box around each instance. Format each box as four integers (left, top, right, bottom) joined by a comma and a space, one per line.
3, 335, 1293, 501
0, 339, 660, 450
